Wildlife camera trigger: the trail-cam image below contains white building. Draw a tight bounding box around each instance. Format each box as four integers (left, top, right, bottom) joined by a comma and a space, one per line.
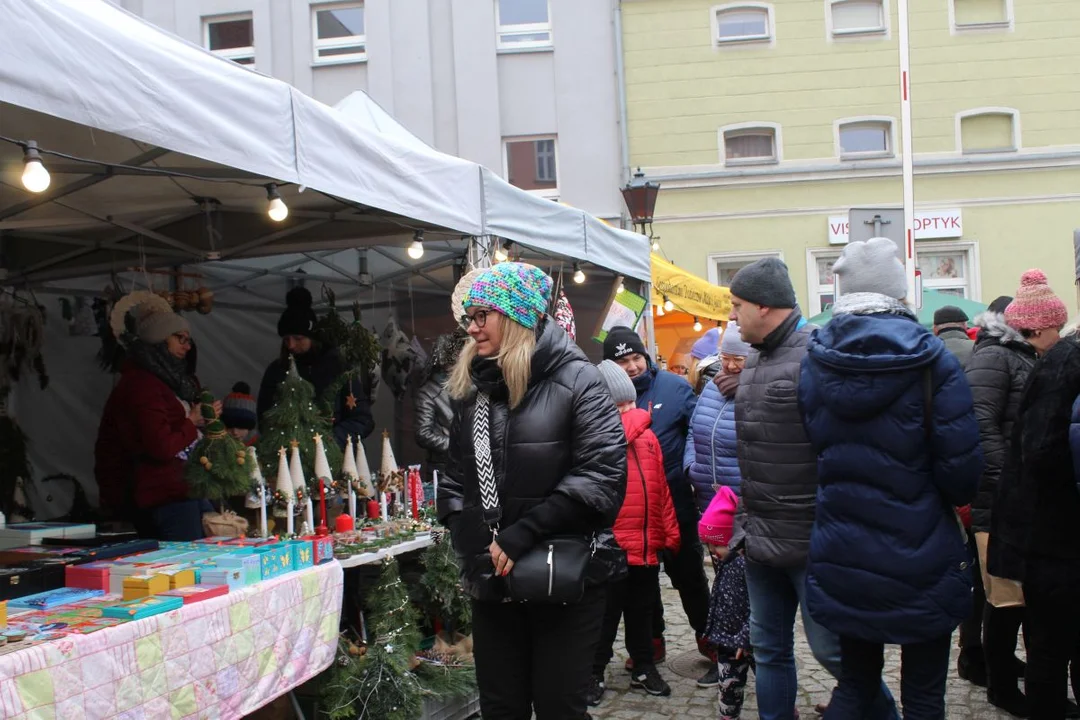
121, 0, 627, 221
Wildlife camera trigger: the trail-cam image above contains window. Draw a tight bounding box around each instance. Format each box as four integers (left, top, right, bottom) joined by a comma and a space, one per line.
829, 0, 886, 36
496, 0, 552, 50
708, 251, 783, 287
837, 118, 894, 159
712, 3, 774, 45
917, 242, 978, 298
807, 250, 841, 316
958, 108, 1020, 154
204, 13, 255, 66
505, 137, 558, 197
313, 3, 366, 63
720, 123, 780, 165
951, 0, 1012, 30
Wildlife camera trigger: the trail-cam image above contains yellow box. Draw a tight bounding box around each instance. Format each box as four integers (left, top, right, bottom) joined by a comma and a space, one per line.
0, 600, 6, 628
122, 573, 170, 600
161, 568, 196, 590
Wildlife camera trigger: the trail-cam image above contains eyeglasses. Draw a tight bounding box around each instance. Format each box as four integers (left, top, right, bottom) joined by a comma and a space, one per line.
172, 333, 192, 347
461, 309, 489, 329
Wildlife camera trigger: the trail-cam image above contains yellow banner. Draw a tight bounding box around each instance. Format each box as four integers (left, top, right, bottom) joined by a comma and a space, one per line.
651, 253, 731, 321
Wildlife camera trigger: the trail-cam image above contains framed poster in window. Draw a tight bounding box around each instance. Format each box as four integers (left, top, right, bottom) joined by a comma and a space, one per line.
593, 289, 648, 344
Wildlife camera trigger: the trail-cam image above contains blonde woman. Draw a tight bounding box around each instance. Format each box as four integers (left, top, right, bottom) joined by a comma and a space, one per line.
437, 262, 627, 720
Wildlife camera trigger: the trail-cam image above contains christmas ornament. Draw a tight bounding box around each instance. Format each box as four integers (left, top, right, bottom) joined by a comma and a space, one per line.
184, 390, 250, 501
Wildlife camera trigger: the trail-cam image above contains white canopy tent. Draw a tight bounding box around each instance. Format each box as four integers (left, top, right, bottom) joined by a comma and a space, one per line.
0, 0, 650, 510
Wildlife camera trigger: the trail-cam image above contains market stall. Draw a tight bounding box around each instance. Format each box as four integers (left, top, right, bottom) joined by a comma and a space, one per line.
648, 253, 732, 370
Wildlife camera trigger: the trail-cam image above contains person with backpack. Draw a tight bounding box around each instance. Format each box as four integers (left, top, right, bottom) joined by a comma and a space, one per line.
586, 360, 681, 704
799, 238, 982, 719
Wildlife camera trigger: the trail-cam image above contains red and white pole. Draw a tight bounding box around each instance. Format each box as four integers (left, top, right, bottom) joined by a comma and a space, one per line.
897, 0, 919, 309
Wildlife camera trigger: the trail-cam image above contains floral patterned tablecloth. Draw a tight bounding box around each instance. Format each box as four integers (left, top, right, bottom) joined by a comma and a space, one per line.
0, 560, 344, 720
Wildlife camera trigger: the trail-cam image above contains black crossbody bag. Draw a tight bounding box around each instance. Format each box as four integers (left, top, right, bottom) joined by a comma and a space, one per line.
472, 392, 594, 604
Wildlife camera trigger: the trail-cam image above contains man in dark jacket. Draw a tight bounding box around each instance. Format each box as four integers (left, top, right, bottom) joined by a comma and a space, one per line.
959, 296, 1034, 704
934, 305, 975, 367
604, 326, 710, 665
727, 256, 896, 720
257, 287, 374, 447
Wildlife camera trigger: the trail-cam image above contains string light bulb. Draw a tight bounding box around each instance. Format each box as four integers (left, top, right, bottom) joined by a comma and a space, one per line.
693, 317, 703, 332
266, 184, 288, 222
407, 230, 425, 259
494, 240, 510, 263
651, 238, 660, 252
617, 281, 625, 294
663, 296, 674, 312
656, 304, 665, 317
573, 264, 586, 284
21, 141, 50, 193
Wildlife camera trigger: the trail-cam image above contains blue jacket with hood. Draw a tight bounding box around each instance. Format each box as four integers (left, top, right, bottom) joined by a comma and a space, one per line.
799, 305, 982, 645
634, 363, 697, 522
683, 379, 740, 513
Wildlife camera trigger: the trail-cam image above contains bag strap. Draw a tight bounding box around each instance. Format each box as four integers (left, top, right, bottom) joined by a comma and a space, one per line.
473, 392, 502, 532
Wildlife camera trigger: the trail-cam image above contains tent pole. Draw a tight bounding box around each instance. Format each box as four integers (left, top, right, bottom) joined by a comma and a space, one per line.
644, 282, 657, 357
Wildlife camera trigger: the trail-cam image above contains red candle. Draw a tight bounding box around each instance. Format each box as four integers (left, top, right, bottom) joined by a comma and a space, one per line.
367, 500, 380, 519
316, 480, 329, 537
335, 514, 354, 533
410, 470, 420, 520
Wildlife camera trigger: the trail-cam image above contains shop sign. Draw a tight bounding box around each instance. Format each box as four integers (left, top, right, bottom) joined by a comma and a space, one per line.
827, 209, 963, 245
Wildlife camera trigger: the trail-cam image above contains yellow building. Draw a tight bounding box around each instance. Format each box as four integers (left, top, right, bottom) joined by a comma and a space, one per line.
622, 0, 1080, 316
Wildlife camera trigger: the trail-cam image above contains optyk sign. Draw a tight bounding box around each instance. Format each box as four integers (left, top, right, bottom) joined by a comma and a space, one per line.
828, 209, 962, 245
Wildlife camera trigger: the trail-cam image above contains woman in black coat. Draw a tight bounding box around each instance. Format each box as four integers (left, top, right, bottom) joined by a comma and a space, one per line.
438, 262, 627, 720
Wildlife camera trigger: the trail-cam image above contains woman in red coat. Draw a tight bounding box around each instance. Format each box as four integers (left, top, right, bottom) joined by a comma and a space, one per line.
588, 360, 682, 704
95, 304, 219, 540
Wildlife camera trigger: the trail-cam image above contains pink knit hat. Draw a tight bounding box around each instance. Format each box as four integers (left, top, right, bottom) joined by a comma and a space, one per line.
699, 486, 739, 546
1004, 269, 1068, 331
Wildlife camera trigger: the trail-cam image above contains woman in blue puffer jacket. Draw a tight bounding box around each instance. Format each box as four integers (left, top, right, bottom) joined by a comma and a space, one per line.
683, 322, 752, 514
799, 239, 982, 720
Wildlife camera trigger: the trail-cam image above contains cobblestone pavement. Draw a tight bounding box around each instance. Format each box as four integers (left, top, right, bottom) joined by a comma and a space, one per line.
589, 574, 1024, 720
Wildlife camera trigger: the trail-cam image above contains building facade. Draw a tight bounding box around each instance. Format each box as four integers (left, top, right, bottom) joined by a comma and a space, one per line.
121, 0, 627, 221
622, 0, 1080, 315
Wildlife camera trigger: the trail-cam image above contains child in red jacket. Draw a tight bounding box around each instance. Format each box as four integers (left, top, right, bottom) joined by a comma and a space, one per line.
588, 360, 682, 705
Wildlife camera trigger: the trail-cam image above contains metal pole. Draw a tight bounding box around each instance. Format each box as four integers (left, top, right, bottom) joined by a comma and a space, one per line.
897, 0, 918, 308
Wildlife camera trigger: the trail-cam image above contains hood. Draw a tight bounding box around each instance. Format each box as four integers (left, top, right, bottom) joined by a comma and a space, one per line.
621, 407, 653, 443
806, 311, 942, 420
972, 311, 1028, 348
529, 318, 588, 384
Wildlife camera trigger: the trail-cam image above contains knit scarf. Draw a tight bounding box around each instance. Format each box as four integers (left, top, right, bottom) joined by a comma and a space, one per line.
127, 340, 199, 403
716, 370, 740, 399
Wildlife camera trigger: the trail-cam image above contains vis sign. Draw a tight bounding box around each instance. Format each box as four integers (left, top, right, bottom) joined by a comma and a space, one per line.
828, 209, 962, 245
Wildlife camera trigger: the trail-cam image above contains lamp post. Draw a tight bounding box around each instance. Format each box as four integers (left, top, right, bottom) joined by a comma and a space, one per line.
621, 168, 661, 250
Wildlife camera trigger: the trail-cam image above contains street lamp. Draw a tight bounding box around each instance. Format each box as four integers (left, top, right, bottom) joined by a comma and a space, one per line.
621, 168, 660, 249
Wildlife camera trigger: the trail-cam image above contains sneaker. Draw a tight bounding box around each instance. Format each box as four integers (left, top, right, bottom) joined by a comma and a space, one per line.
697, 665, 720, 688
625, 637, 666, 672
631, 666, 672, 697
585, 675, 605, 707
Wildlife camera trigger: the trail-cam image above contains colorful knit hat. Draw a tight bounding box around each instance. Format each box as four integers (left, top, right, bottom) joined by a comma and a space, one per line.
221, 382, 257, 430
463, 262, 553, 330
1004, 269, 1067, 331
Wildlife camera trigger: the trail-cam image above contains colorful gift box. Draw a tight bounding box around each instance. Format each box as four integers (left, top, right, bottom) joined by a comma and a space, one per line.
122, 573, 170, 600
303, 535, 334, 565
65, 561, 114, 593
254, 543, 293, 580
211, 553, 261, 585
155, 565, 197, 590
286, 540, 313, 570
159, 584, 228, 605
199, 568, 246, 590
101, 595, 183, 620
9, 587, 104, 610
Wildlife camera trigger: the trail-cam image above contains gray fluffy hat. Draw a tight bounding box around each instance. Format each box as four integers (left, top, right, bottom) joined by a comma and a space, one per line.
833, 237, 907, 300
728, 257, 796, 309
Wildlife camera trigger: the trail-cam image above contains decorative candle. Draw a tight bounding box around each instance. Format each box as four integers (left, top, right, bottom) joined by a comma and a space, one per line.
367, 500, 380, 519
335, 514, 355, 533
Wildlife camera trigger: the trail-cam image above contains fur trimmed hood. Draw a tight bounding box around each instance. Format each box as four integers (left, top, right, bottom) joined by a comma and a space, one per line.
972, 311, 1027, 347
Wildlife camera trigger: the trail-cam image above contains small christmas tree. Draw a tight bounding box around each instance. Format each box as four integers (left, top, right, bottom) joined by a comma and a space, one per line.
420, 535, 471, 636
315, 289, 381, 404
185, 390, 249, 501
272, 446, 295, 517
258, 356, 342, 495
354, 437, 375, 499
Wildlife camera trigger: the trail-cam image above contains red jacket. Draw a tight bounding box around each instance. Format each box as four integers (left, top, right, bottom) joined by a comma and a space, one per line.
614, 409, 681, 566
95, 361, 198, 515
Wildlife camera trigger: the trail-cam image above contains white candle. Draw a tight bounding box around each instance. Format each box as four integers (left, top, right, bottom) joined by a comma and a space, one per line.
348, 485, 357, 521
432, 470, 439, 509
259, 485, 268, 538
306, 497, 315, 531
286, 498, 295, 535
380, 491, 389, 523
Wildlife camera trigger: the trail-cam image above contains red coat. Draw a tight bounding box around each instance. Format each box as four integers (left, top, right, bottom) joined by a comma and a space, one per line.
95, 361, 198, 515
614, 408, 681, 566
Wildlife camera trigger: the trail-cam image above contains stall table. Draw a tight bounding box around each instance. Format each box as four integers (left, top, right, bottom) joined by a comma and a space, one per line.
0, 560, 343, 719
336, 535, 434, 569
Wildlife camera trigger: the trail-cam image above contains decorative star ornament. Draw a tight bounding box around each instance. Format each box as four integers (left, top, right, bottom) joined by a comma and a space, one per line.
313, 432, 322, 443
345, 392, 358, 410
290, 439, 300, 449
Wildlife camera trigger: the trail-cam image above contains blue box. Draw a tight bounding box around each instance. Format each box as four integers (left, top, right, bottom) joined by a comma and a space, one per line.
212, 553, 261, 585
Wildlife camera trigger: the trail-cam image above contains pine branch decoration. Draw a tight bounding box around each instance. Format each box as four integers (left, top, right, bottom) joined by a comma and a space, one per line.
185, 390, 249, 500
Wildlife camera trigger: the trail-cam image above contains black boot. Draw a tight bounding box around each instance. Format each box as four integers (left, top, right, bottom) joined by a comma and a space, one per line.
958, 645, 988, 687
985, 605, 1025, 699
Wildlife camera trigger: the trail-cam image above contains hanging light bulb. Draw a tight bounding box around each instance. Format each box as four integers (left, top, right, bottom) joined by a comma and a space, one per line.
408, 230, 425, 259
651, 238, 660, 252
266, 184, 288, 222
573, 264, 586, 284
693, 317, 703, 332
494, 241, 510, 263
656, 304, 665, 317
617, 281, 625, 294
21, 141, 50, 193
663, 296, 674, 312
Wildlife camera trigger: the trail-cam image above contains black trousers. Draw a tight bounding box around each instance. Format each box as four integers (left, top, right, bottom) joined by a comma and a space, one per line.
1024, 556, 1080, 720
958, 530, 985, 656
594, 566, 660, 675
471, 586, 606, 720
652, 517, 711, 637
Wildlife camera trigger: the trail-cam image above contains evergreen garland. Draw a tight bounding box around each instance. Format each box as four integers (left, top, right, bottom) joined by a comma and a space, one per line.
257, 357, 342, 495
419, 536, 471, 635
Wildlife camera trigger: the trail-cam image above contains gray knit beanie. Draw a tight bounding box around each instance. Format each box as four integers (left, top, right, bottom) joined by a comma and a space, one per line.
596, 359, 637, 406
728, 257, 796, 308
833, 237, 907, 300
136, 306, 190, 344
720, 322, 752, 356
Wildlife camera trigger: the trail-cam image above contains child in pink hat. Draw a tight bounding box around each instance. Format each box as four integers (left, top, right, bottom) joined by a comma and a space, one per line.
699, 486, 754, 720
1004, 268, 1068, 356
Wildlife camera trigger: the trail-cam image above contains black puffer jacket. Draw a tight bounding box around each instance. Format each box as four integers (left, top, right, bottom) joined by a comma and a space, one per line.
414, 370, 453, 479
964, 312, 1036, 533
731, 310, 818, 569
438, 320, 627, 602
